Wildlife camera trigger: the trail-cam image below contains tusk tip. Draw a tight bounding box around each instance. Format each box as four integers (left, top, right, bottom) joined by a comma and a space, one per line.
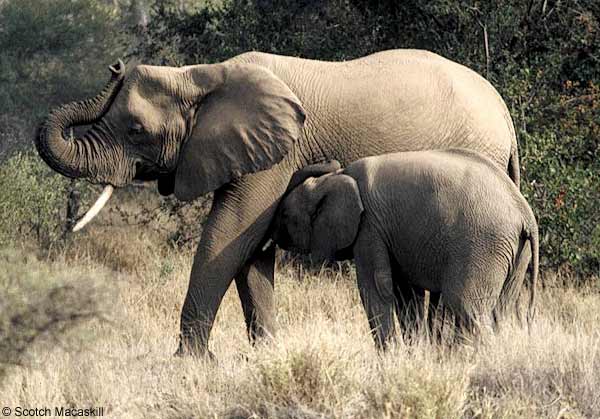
71, 185, 114, 233
262, 238, 274, 252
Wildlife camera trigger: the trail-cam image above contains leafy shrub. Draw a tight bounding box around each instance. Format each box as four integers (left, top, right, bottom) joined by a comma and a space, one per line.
0, 115, 29, 162
511, 70, 600, 276
0, 0, 129, 160
106, 193, 212, 249
0, 149, 211, 256
0, 152, 75, 248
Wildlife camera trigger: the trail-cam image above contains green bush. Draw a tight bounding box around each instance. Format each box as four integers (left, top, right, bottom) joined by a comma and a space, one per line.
0, 153, 74, 248
511, 71, 600, 276
0, 151, 215, 257
133, 0, 599, 278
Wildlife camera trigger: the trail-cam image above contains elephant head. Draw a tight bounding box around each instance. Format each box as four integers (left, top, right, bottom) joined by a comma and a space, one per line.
35, 59, 306, 229
272, 161, 364, 261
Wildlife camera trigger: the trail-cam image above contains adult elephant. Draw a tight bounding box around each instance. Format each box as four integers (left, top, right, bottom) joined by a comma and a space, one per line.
35, 50, 519, 355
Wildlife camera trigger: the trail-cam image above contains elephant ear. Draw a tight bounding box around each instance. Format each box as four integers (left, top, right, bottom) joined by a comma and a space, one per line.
285, 160, 342, 194
174, 63, 306, 201
310, 174, 364, 261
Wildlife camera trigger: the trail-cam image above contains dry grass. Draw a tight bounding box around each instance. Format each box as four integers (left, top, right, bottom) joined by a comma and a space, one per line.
1, 237, 599, 419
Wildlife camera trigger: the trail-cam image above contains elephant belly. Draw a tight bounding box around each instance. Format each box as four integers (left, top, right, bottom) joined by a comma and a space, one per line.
388, 248, 446, 293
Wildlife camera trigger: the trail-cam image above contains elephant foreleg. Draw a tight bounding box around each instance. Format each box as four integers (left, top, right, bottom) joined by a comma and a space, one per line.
177, 164, 292, 356
235, 244, 277, 342
177, 244, 235, 356
390, 258, 443, 340
354, 226, 396, 349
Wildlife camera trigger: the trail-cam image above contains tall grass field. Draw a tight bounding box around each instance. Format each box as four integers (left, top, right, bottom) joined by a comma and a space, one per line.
1, 196, 598, 418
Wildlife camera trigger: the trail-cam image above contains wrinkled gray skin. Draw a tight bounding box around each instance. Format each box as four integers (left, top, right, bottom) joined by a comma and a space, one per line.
273, 150, 538, 348
35, 50, 519, 355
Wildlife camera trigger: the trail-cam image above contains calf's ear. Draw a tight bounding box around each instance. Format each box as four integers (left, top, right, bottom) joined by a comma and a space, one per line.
310, 174, 363, 261
285, 160, 342, 194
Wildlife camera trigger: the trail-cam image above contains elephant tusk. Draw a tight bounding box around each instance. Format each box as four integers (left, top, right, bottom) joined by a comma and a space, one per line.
73, 185, 114, 232
262, 238, 274, 252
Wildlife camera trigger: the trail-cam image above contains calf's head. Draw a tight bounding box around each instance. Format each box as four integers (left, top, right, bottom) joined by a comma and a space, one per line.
273, 161, 364, 261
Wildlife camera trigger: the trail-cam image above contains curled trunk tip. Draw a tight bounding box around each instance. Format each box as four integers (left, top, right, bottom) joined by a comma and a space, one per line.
34, 59, 127, 181
109, 59, 125, 76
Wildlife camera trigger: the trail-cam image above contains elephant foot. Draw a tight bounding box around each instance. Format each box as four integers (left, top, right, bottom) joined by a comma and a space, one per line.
174, 339, 217, 362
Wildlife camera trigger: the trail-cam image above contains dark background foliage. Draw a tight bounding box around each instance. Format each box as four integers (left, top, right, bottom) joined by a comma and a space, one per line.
0, 0, 598, 278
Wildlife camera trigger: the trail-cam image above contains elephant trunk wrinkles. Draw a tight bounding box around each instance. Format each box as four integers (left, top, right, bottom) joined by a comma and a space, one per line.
34, 61, 131, 186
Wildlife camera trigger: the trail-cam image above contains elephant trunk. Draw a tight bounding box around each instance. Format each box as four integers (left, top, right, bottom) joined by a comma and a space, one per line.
34, 60, 129, 184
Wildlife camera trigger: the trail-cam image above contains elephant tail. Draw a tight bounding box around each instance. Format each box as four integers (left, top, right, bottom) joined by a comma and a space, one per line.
525, 222, 539, 329
493, 223, 538, 329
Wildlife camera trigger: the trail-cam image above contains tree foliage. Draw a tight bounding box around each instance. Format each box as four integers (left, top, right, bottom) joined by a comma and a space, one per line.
0, 0, 597, 277
0, 0, 127, 159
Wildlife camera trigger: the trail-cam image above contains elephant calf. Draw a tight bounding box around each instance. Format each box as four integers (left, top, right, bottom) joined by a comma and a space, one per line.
272, 149, 539, 348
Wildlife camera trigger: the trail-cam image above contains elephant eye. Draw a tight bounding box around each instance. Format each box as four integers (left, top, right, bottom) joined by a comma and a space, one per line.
128, 122, 144, 135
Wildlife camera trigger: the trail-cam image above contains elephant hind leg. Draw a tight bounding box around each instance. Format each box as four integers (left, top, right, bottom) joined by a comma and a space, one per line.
393, 285, 444, 343
390, 257, 444, 342
493, 238, 531, 328
390, 258, 429, 340
442, 267, 503, 343
445, 296, 494, 344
